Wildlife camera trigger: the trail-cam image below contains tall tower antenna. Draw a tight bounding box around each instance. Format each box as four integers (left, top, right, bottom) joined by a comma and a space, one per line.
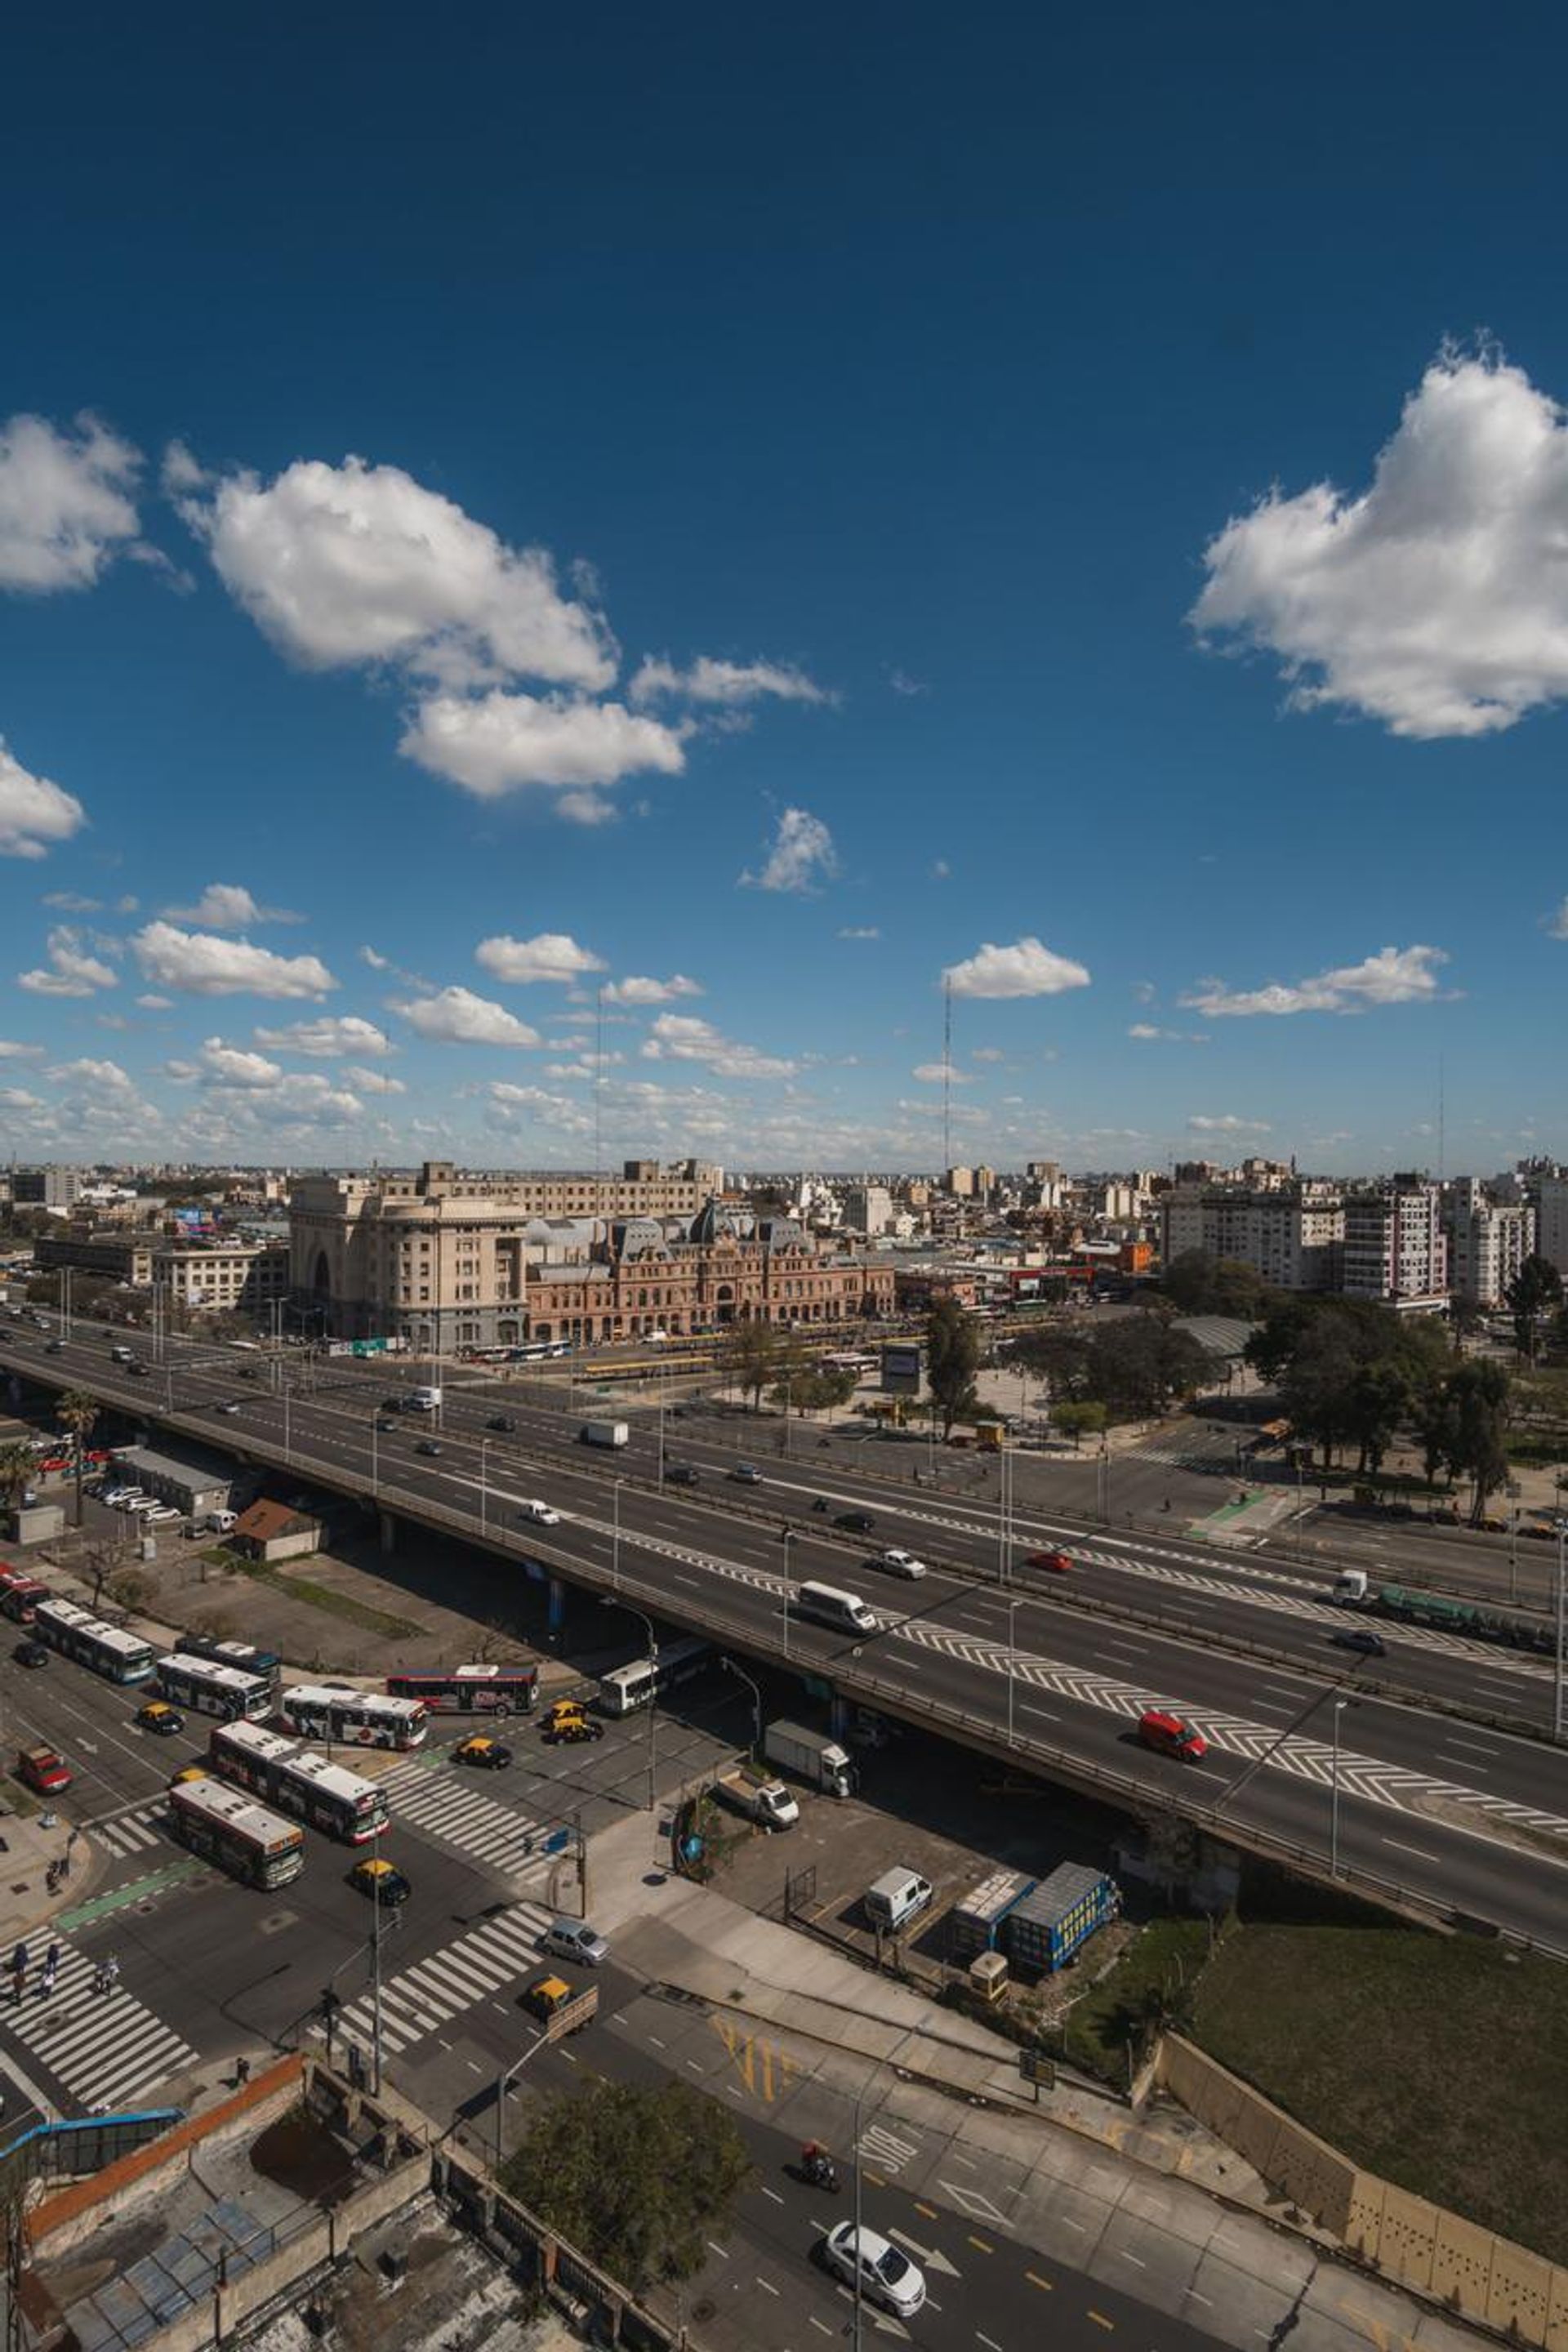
595, 986, 605, 1178
1437, 1053, 1446, 1185
942, 977, 953, 1176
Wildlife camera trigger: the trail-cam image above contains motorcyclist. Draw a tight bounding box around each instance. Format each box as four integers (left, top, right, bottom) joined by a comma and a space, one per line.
801, 2140, 838, 2188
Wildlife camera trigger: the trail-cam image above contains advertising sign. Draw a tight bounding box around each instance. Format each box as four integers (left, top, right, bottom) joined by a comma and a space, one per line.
880, 1342, 924, 1396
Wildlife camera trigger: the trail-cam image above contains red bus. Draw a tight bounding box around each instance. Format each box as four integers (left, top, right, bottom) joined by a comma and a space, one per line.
385, 1664, 539, 1717
0, 1566, 49, 1624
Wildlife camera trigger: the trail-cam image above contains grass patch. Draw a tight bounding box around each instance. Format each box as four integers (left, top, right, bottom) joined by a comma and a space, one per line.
1062, 1918, 1211, 2086
203, 1547, 416, 1639
1190, 1925, 1568, 2264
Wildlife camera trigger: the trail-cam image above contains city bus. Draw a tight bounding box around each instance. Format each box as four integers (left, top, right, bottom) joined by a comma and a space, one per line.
33, 1596, 156, 1686
597, 1634, 712, 1717
168, 1774, 305, 1889
822, 1351, 878, 1377
155, 1652, 274, 1722
0, 1566, 49, 1624
278, 1684, 428, 1750
385, 1664, 539, 1717
174, 1631, 283, 1692
510, 1339, 572, 1362
207, 1720, 388, 1844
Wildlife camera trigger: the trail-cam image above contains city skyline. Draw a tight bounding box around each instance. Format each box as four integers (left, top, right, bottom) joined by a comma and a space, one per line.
3, 13, 1568, 1175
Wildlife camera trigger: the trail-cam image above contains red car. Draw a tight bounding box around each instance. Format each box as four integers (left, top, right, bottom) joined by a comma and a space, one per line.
1025, 1549, 1072, 1574
18, 1743, 72, 1793
1137, 1708, 1208, 1763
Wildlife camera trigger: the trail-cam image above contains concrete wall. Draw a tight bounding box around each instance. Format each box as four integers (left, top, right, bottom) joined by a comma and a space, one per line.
1157, 2036, 1568, 2350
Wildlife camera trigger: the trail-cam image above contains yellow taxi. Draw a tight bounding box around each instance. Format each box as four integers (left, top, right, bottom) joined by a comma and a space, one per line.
453, 1734, 514, 1771
349, 1855, 412, 1908
169, 1762, 209, 1787
136, 1699, 186, 1737
542, 1696, 590, 1731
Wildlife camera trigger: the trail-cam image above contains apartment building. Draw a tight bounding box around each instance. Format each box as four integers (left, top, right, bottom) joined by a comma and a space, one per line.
35, 1228, 158, 1287
152, 1239, 291, 1314
1160, 1182, 1343, 1292
1535, 1173, 1568, 1281
12, 1167, 82, 1210
1340, 1177, 1448, 1308
841, 1184, 894, 1237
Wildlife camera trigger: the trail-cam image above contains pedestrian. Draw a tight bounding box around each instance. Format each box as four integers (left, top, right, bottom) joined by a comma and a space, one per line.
235, 2056, 252, 2087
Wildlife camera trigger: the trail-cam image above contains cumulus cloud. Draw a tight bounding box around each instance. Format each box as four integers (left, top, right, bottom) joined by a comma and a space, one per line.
943, 936, 1091, 1000
1192, 350, 1568, 739
0, 742, 87, 859
42, 891, 100, 912
18, 926, 118, 997
252, 1014, 392, 1058
740, 806, 839, 894
602, 973, 702, 1005
838, 926, 880, 942
1545, 898, 1568, 941
161, 882, 301, 929
344, 1064, 406, 1095
136, 994, 173, 1010
642, 1013, 795, 1080
474, 932, 607, 985
390, 985, 541, 1048
630, 654, 829, 708
1128, 1022, 1208, 1043
400, 690, 686, 802
198, 1036, 283, 1089
1188, 1114, 1272, 1134
488, 1081, 593, 1134
131, 921, 336, 1000
0, 1087, 41, 1111
911, 1062, 973, 1085
185, 452, 616, 689
1180, 943, 1449, 1018
0, 412, 142, 592
47, 1056, 138, 1095
0, 1040, 42, 1058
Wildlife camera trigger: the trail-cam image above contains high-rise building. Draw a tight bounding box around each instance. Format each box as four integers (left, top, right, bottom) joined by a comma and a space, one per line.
1341, 1177, 1448, 1307
1536, 1174, 1568, 1281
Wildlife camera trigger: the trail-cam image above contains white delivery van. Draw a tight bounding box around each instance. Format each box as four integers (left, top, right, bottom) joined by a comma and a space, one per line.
408, 1386, 443, 1412
864, 1867, 933, 1935
205, 1509, 238, 1535
796, 1582, 880, 1636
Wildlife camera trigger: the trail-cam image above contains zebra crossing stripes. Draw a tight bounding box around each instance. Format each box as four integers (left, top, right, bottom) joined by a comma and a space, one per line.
0, 1940, 198, 2113
376, 1757, 554, 1880
91, 1802, 170, 1860
321, 1898, 558, 2059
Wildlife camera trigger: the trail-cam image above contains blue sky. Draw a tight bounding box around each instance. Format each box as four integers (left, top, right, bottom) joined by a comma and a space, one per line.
2, 7, 1566, 1177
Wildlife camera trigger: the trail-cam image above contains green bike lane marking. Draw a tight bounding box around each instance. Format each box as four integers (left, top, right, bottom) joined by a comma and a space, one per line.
57, 1855, 212, 1929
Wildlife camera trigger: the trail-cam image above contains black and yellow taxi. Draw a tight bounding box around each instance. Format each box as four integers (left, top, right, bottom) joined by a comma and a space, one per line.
169, 1762, 209, 1788
453, 1734, 514, 1771
541, 1697, 603, 1746
136, 1699, 185, 1737
349, 1855, 412, 1908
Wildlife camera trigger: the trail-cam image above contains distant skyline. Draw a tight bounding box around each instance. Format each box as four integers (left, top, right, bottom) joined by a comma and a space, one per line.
2, 10, 1566, 1177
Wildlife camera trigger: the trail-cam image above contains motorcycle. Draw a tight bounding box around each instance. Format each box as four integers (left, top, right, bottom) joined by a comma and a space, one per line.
800, 2148, 840, 2194
812, 1495, 828, 1513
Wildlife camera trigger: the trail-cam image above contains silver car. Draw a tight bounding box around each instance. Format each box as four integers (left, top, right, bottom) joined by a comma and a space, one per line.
822, 2223, 926, 2318
541, 1918, 609, 1967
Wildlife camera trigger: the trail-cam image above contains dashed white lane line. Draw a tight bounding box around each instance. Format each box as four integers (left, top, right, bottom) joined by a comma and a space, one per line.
1382, 1838, 1442, 1863
761, 2185, 785, 2206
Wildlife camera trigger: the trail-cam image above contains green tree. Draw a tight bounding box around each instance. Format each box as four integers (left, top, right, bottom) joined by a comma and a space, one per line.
925, 1294, 982, 1439
1343, 1358, 1414, 1479
1445, 1358, 1512, 1526
501, 2078, 753, 2294
1011, 1324, 1091, 1400
0, 1442, 35, 1524
720, 1320, 780, 1412
1503, 1254, 1564, 1364
1162, 1251, 1271, 1320
56, 1388, 100, 1528
1053, 1398, 1108, 1450
107, 1569, 153, 1613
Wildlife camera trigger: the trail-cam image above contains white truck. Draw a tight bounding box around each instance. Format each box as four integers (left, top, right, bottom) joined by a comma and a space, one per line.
580, 1420, 630, 1449
408, 1385, 443, 1412
764, 1718, 855, 1799
1334, 1570, 1370, 1603
714, 1767, 799, 1830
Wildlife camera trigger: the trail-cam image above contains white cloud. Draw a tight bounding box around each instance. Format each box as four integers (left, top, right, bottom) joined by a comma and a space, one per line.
556, 788, 619, 826
1545, 898, 1568, 941
131, 921, 337, 1000
602, 973, 702, 1005
161, 882, 301, 929
390, 985, 541, 1048
0, 1040, 42, 1058
944, 937, 1091, 1000
0, 742, 87, 859
1128, 1022, 1208, 1043
252, 1014, 392, 1058
488, 1081, 594, 1134
344, 1064, 406, 1095
970, 1046, 1004, 1062
198, 1036, 283, 1089
1192, 350, 1568, 738
930, 859, 951, 881
400, 690, 686, 801
837, 926, 880, 942
740, 806, 839, 894
1181, 943, 1449, 1018
360, 945, 390, 971
630, 654, 829, 708
42, 891, 100, 912
888, 669, 927, 697
0, 413, 141, 592
0, 1087, 41, 1111
186, 453, 615, 689
474, 932, 607, 985
135, 994, 173, 1011
911, 1062, 973, 1085
18, 926, 118, 997
47, 1056, 137, 1095
160, 440, 207, 495
641, 1012, 795, 1080
1188, 1114, 1272, 1134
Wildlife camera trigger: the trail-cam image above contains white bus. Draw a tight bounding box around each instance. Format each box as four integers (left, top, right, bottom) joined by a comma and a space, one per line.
168, 1775, 305, 1889
278, 1684, 428, 1750
33, 1596, 156, 1686
155, 1652, 273, 1722
208, 1720, 388, 1844
597, 1634, 712, 1717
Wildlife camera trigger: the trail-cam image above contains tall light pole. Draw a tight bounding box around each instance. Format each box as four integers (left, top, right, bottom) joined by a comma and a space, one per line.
600, 1596, 658, 1812
480, 1437, 489, 1536
370, 1407, 380, 1498
1556, 1521, 1566, 1744
1098, 1437, 1110, 1526
612, 1476, 623, 1593
495, 2033, 549, 2168
780, 1526, 794, 1660
998, 1444, 1013, 1587
851, 2071, 871, 2352
1006, 1596, 1023, 1748
720, 1655, 763, 1755
657, 1365, 666, 1490
1330, 1698, 1348, 1878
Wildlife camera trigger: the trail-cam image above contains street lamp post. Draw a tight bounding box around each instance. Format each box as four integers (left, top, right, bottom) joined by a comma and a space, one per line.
371, 1409, 379, 1498
600, 1597, 659, 1812
480, 1438, 489, 1537
720, 1655, 763, 1756
612, 1477, 623, 1593
1098, 1439, 1110, 1526
1330, 1698, 1348, 1877
780, 1526, 794, 1659
495, 2033, 549, 2169
1006, 1596, 1023, 1747
1556, 1521, 1566, 1744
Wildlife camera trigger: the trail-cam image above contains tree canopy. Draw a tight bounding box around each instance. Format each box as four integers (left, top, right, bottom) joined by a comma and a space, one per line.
925, 1294, 982, 1437
1014, 1314, 1214, 1423
719, 1320, 780, 1411
1503, 1254, 1564, 1363
1161, 1250, 1273, 1321
501, 2078, 753, 2294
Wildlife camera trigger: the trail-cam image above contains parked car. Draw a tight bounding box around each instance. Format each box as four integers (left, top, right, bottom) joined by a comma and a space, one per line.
350, 1856, 412, 1908
1137, 1708, 1209, 1762
834, 1510, 876, 1534
487, 1414, 517, 1433
454, 1735, 513, 1770
541, 1918, 608, 1967
13, 1642, 47, 1669
1024, 1548, 1073, 1574
822, 2224, 926, 2319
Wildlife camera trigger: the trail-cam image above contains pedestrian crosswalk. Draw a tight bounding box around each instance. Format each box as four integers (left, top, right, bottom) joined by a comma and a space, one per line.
375, 1757, 552, 1881
92, 1802, 171, 1860
0, 1937, 198, 2113
321, 1897, 558, 2060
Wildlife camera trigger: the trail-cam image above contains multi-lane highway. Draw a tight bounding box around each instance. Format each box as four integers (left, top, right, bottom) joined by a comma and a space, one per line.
4, 1309, 1567, 1952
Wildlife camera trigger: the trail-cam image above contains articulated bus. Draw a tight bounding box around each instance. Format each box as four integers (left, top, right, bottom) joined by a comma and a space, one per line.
155, 1652, 274, 1722
510, 1339, 572, 1362
168, 1775, 305, 1889
174, 1632, 283, 1691
385, 1664, 539, 1717
597, 1634, 712, 1717
207, 1720, 387, 1844
822, 1350, 878, 1377
33, 1597, 156, 1686
279, 1684, 428, 1750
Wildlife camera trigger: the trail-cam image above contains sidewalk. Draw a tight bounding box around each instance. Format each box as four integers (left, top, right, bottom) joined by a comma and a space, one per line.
0, 1804, 105, 1958
587, 1811, 1491, 2352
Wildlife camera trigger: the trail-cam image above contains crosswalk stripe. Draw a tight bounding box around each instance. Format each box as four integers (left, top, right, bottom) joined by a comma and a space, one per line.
321, 1897, 555, 2062
0, 1931, 198, 2112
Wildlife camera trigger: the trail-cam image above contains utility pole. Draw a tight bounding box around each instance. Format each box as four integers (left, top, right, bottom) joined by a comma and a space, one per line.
371, 1866, 385, 2093
1556, 1522, 1566, 1744
942, 977, 952, 1178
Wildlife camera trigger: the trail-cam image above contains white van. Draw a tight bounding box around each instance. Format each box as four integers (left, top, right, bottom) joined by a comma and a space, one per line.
205, 1508, 238, 1535
408, 1385, 442, 1412
796, 1582, 880, 1637
864, 1867, 933, 1936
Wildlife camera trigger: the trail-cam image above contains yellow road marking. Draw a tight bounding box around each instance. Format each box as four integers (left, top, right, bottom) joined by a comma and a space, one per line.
1026, 2270, 1054, 2292
913, 2200, 938, 2219
969, 2234, 995, 2253
1088, 2310, 1115, 2331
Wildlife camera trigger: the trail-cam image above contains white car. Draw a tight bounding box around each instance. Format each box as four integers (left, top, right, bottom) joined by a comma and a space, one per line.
822, 2223, 926, 2318
113, 1490, 146, 1510
875, 1548, 928, 1580
127, 1497, 159, 1517
101, 1486, 128, 1505
145, 1506, 182, 1525
518, 1499, 562, 1526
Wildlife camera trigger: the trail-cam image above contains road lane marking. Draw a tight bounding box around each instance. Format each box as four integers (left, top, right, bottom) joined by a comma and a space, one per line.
1087, 2310, 1115, 2330
978, 2336, 1004, 2351
706, 2240, 728, 2259
808, 2319, 833, 2336
967, 2234, 994, 2253
915, 2201, 938, 2220
1381, 1838, 1442, 1863
1117, 2249, 1146, 2267
1026, 2270, 1054, 2292
757, 2276, 780, 2296
761, 2185, 784, 2206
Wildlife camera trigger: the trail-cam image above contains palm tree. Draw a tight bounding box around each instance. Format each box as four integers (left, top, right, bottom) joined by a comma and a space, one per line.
56, 1389, 101, 1528
0, 1441, 36, 1528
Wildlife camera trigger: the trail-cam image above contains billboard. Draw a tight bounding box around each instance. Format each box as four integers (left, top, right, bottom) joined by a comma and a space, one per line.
880, 1342, 924, 1397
